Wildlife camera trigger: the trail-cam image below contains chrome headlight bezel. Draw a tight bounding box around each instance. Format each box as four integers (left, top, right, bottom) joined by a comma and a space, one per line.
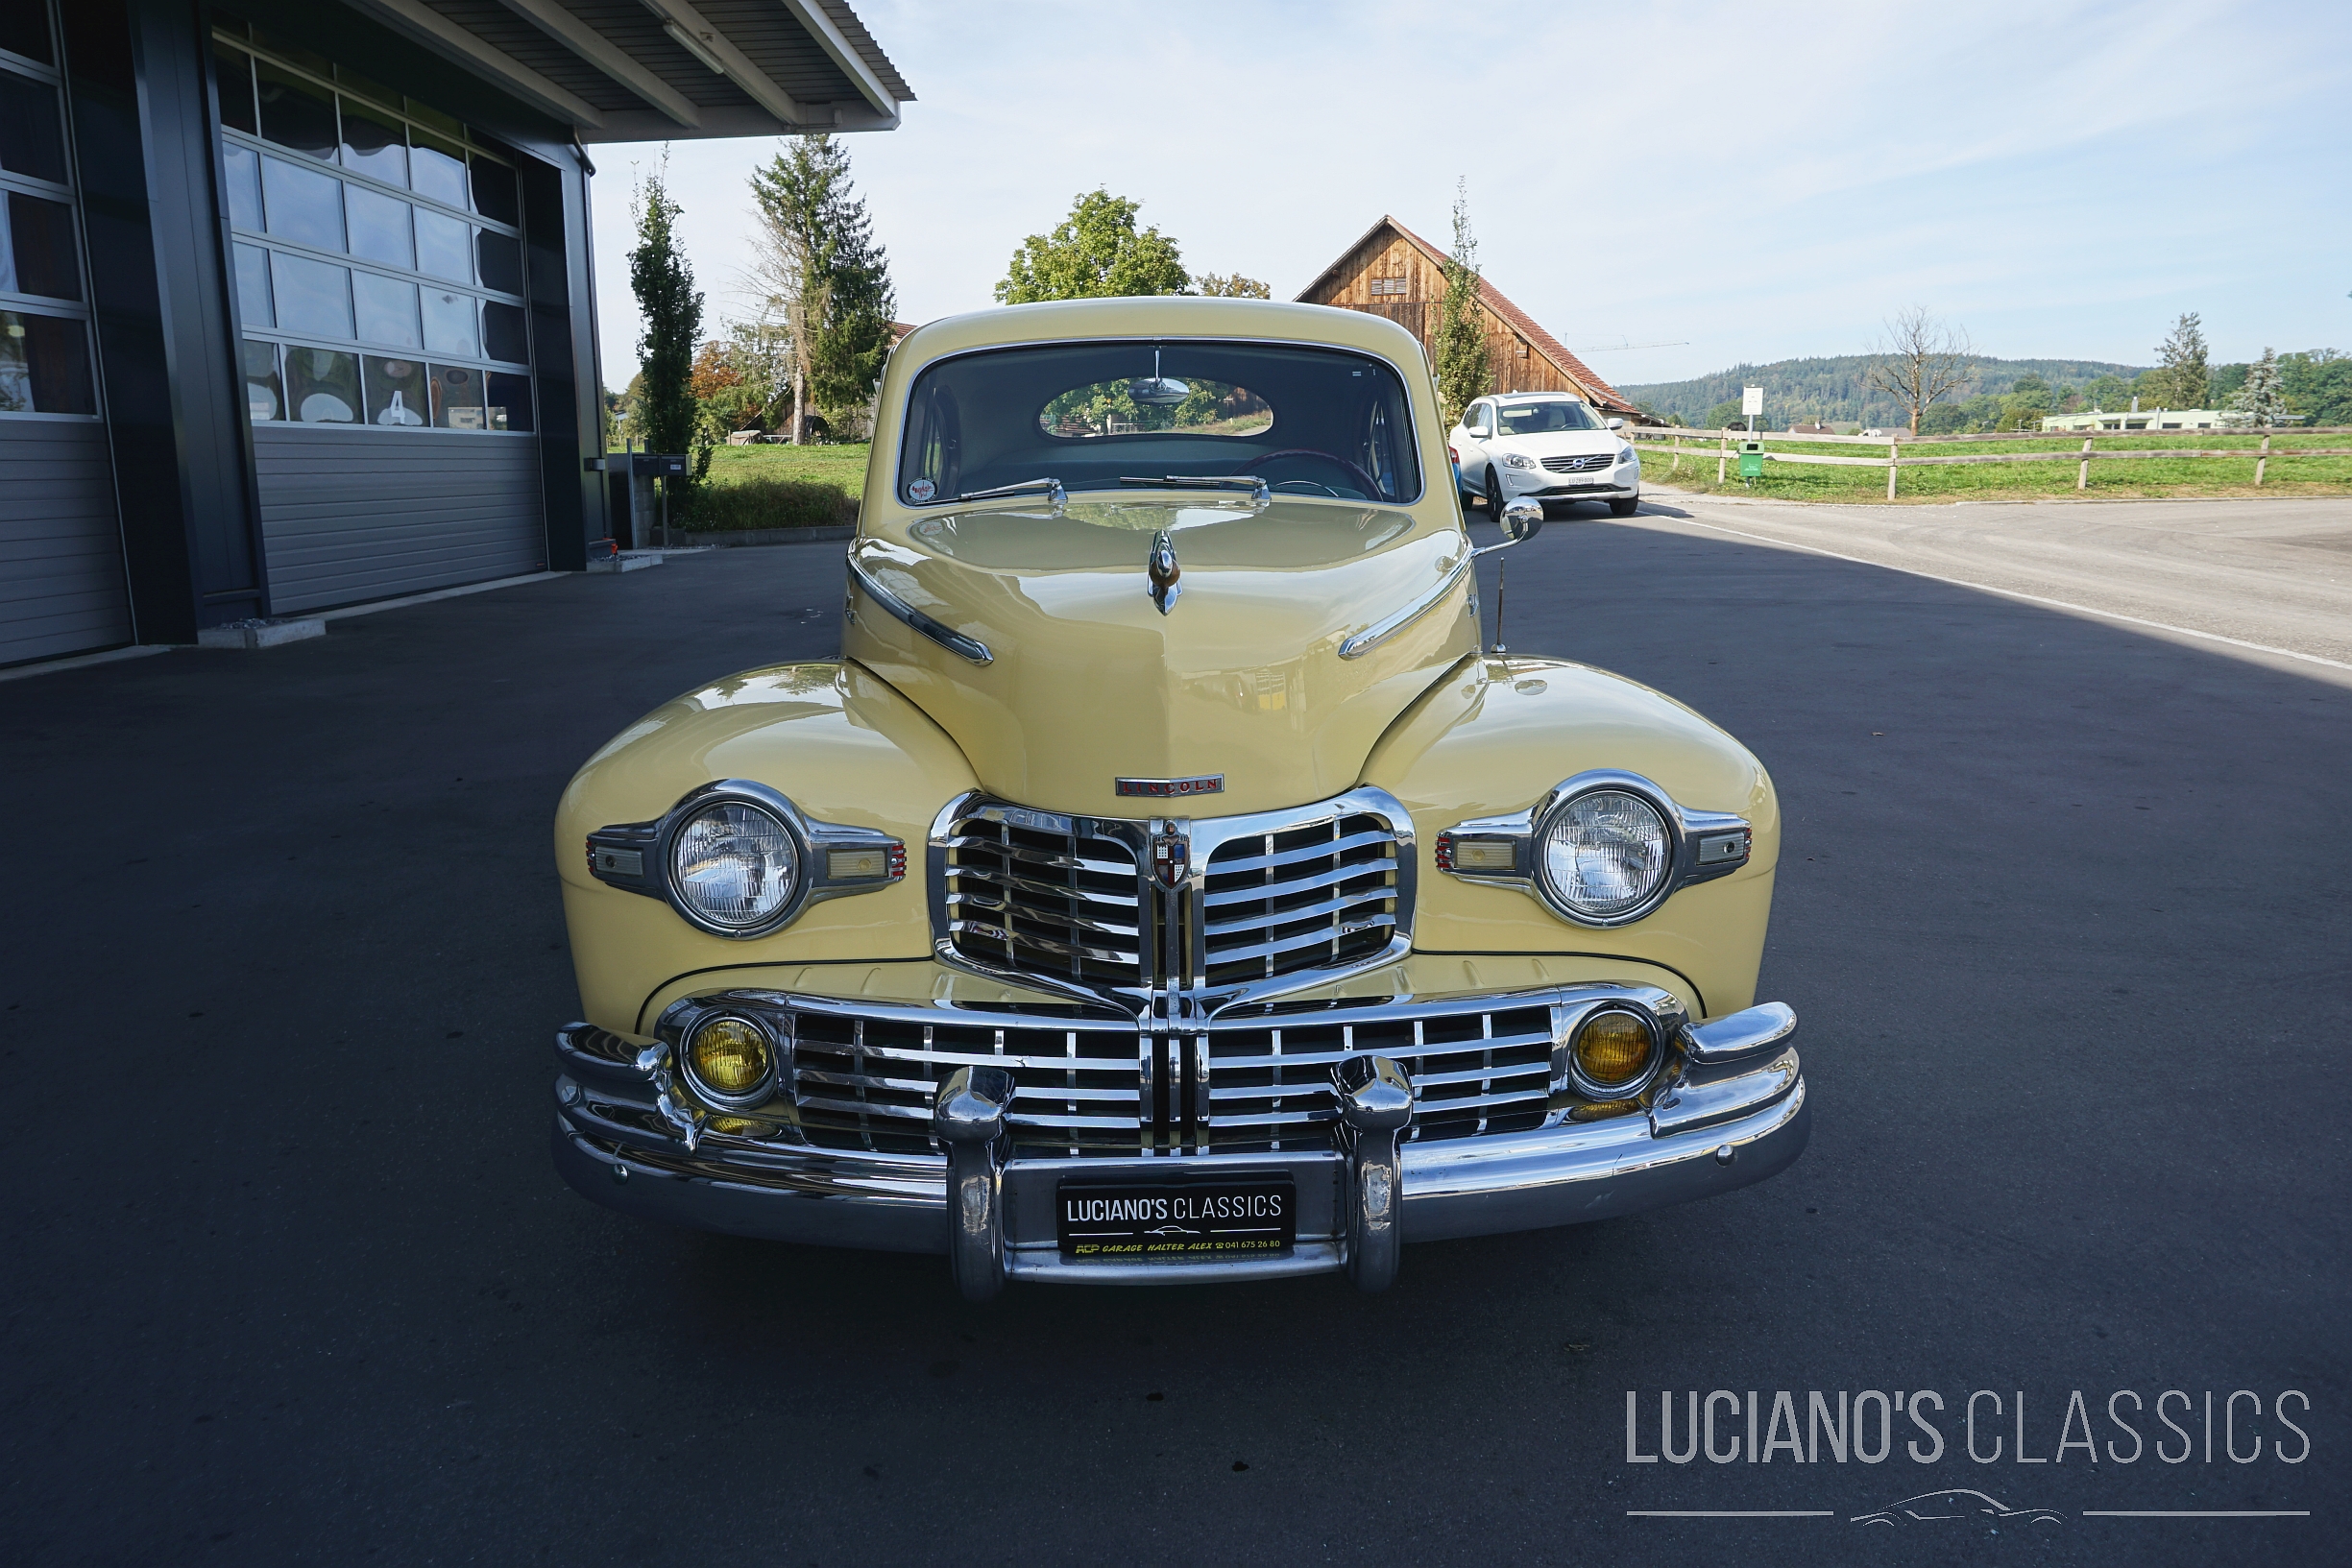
586, 779, 907, 940
1434, 769, 1753, 929
1536, 785, 1675, 924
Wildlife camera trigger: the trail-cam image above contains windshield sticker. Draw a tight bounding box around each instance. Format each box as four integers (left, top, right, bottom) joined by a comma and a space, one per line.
908, 477, 936, 502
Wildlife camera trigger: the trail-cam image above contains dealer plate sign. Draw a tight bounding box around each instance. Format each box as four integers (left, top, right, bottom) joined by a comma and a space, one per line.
1055, 1177, 1296, 1261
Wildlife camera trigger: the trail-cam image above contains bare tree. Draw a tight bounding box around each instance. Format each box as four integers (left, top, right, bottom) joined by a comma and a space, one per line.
1863, 306, 1976, 434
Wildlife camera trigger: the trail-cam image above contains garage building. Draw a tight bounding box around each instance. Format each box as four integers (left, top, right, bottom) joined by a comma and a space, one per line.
0, 0, 909, 668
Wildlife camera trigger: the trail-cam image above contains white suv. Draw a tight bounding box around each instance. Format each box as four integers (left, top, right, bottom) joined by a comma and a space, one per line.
1451, 393, 1641, 519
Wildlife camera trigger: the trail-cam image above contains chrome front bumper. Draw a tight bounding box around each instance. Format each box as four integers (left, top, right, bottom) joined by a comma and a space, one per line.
549, 987, 1806, 1295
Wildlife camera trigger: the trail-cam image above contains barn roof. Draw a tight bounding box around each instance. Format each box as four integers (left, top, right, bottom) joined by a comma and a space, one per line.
1297, 215, 1634, 413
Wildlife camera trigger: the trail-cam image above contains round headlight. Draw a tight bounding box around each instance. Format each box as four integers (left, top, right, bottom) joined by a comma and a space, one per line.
1539, 788, 1672, 921
1569, 1008, 1659, 1096
686, 1015, 774, 1103
670, 800, 800, 930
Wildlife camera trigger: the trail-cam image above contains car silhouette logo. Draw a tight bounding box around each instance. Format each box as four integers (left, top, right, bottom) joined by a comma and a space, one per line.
1852, 1489, 2064, 1527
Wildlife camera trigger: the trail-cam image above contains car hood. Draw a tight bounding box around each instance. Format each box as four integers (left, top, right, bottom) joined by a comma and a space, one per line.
841, 498, 1477, 818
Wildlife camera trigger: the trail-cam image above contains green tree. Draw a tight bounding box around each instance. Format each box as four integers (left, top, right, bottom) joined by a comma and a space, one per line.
629, 160, 703, 486
1705, 398, 1744, 429
995, 190, 1188, 303
1194, 272, 1272, 299
1431, 181, 1491, 428
2153, 312, 2209, 409
2227, 348, 2289, 426
750, 134, 898, 443
2281, 349, 2352, 426
2081, 372, 2132, 410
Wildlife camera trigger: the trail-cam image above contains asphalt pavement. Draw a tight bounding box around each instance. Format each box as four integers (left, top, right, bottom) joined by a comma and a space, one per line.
2, 509, 2345, 1565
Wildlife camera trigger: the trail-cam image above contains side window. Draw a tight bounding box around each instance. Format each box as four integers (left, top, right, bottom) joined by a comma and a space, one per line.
1466, 401, 1489, 435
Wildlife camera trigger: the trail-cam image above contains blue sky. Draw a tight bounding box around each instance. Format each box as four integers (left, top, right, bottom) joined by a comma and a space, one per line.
589, 0, 2352, 392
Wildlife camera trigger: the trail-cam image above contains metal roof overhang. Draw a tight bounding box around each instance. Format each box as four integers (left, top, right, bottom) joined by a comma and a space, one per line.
340, 0, 913, 140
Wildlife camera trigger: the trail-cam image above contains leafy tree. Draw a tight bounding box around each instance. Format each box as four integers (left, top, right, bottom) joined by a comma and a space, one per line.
1194, 272, 1271, 299
2226, 348, 2289, 426
2153, 312, 2209, 409
629, 159, 703, 484
2081, 372, 2132, 410
1431, 180, 1491, 428
750, 134, 898, 443
2011, 373, 2051, 398
1705, 398, 1744, 429
995, 190, 1188, 303
2281, 349, 2352, 427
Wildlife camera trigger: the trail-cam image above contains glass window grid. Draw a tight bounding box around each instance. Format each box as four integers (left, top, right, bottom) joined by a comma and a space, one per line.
214, 32, 531, 436
1, 22, 98, 421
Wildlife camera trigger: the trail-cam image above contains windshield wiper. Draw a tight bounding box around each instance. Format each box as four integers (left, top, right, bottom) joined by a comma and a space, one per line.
1119, 475, 1271, 502
955, 476, 1066, 506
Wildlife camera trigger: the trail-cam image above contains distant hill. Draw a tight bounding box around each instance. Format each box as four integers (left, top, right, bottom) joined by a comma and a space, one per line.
1620, 354, 2152, 429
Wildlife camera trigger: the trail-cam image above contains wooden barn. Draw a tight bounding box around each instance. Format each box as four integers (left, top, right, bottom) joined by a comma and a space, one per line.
1296, 216, 1640, 417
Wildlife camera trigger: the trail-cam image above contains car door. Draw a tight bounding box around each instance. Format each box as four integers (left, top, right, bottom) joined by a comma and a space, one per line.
1454, 399, 1492, 481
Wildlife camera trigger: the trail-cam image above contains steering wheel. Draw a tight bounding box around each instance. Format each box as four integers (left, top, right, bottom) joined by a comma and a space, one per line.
1235, 448, 1384, 500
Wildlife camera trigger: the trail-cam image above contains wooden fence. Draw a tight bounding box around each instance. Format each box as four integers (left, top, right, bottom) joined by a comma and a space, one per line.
1626, 424, 2352, 497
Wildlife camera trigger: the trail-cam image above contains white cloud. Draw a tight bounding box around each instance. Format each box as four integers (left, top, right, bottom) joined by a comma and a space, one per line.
590, 0, 2352, 392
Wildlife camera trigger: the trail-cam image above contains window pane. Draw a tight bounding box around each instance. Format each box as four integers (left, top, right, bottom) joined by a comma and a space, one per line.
243, 336, 282, 421
222, 142, 263, 231
255, 61, 336, 160
486, 370, 532, 432
470, 159, 518, 226
412, 205, 470, 284
352, 270, 419, 350
270, 252, 352, 338
480, 300, 526, 365
427, 361, 485, 428
2, 190, 78, 301
409, 132, 467, 206
344, 184, 412, 270
0, 69, 67, 185
232, 242, 272, 326
337, 96, 406, 185
473, 229, 522, 295
212, 41, 257, 135
1, 310, 96, 414
420, 286, 477, 356
363, 353, 427, 425
262, 155, 344, 251
1, 5, 55, 65
284, 346, 360, 422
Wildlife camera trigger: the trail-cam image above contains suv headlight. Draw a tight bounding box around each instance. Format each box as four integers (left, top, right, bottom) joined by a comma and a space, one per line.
671, 800, 801, 930
1618, 444, 1639, 464
1538, 789, 1671, 921
1501, 450, 1540, 470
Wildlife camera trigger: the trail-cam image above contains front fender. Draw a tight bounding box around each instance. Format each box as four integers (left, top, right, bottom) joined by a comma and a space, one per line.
554, 660, 977, 1034
1362, 655, 1781, 1019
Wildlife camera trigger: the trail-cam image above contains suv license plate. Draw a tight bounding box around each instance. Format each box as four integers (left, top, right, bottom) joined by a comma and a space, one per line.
1055, 1177, 1296, 1261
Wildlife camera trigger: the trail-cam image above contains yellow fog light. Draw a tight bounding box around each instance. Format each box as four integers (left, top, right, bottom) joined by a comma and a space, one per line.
687, 1015, 774, 1105
1570, 1009, 1657, 1097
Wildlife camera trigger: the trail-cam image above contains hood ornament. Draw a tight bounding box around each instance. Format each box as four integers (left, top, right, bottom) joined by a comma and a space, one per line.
1147, 529, 1181, 615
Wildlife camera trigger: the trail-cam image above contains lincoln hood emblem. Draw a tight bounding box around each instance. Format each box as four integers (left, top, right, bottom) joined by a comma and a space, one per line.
1147, 529, 1181, 615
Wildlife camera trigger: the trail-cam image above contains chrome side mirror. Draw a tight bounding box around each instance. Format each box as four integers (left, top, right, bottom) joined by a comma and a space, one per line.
1500, 498, 1544, 543
1605, 417, 1625, 430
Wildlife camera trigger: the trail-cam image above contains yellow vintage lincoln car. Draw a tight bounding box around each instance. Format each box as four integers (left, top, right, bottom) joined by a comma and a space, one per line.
550, 297, 1806, 1298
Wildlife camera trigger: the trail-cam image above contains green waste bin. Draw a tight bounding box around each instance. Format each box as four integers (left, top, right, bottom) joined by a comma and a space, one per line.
1737, 441, 1766, 481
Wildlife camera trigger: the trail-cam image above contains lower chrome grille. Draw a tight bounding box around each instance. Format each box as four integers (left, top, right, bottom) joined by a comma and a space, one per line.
1540, 452, 1613, 474
703, 991, 1566, 1160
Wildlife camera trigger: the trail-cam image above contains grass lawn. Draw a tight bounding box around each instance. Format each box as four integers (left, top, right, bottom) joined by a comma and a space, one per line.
1632, 431, 2352, 502
615, 442, 873, 529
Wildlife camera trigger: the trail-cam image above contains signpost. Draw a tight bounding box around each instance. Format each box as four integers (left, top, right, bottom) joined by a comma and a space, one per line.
1741, 384, 1763, 435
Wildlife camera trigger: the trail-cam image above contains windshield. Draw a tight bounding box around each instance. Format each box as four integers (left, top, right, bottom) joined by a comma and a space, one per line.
898, 340, 1422, 505
1496, 398, 1601, 435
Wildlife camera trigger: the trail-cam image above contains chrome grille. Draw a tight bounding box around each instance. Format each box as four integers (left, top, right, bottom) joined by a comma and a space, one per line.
773, 996, 1552, 1159
941, 807, 1145, 992
1540, 452, 1613, 474
790, 1008, 1144, 1159
1201, 812, 1400, 988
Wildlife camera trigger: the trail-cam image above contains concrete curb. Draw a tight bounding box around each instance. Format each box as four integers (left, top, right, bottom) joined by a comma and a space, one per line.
675, 526, 857, 546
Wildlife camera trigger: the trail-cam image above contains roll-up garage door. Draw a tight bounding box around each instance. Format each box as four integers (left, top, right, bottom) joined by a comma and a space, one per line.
252, 424, 543, 614
0, 420, 131, 665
